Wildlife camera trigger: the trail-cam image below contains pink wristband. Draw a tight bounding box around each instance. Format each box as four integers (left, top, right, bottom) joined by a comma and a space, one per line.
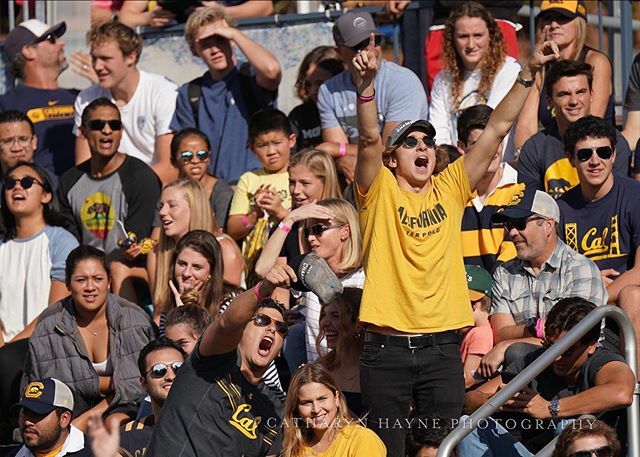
357, 89, 375, 103
338, 142, 347, 158
535, 318, 545, 339
278, 221, 292, 233
241, 214, 254, 229
253, 281, 269, 301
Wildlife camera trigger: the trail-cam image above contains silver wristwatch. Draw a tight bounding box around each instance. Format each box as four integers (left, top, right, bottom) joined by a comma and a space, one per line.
517, 70, 536, 88
548, 399, 560, 418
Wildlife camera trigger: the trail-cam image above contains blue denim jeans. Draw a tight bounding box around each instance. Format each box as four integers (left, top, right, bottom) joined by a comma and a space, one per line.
360, 338, 465, 457
458, 416, 534, 457
282, 322, 306, 374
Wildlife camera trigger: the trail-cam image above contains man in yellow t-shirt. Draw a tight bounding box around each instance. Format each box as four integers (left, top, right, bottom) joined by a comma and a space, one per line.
353, 33, 558, 456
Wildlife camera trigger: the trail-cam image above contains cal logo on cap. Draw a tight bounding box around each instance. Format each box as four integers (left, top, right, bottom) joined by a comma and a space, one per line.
25, 382, 44, 399
353, 17, 368, 30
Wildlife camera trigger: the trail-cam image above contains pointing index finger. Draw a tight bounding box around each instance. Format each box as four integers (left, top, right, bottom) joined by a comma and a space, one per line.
367, 32, 375, 51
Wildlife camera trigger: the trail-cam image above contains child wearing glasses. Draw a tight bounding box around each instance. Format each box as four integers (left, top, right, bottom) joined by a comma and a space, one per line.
227, 108, 294, 284
170, 128, 233, 229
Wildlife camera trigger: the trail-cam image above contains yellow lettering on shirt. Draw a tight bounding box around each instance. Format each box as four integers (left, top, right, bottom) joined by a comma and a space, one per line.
26, 105, 74, 124
566, 216, 625, 261
229, 403, 261, 440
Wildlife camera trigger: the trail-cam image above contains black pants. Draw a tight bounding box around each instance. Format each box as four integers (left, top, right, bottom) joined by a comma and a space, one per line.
360, 335, 465, 457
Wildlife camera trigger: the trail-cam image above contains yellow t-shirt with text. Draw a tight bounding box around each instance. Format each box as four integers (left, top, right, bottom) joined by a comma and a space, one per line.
356, 158, 474, 333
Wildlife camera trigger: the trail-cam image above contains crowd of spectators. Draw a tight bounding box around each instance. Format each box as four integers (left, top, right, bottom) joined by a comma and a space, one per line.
1, 1, 639, 456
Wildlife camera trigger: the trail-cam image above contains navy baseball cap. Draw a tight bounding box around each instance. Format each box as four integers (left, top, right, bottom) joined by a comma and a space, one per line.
14, 378, 74, 415
4, 19, 66, 61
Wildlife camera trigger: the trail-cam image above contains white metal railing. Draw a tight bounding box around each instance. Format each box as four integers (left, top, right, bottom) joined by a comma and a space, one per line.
437, 305, 640, 457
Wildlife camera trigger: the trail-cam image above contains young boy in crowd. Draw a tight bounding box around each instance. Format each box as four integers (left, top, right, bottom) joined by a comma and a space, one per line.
227, 108, 294, 280
461, 265, 495, 388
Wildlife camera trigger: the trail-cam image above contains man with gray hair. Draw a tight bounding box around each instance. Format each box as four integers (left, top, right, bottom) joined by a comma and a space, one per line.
477, 187, 606, 379
0, 20, 77, 182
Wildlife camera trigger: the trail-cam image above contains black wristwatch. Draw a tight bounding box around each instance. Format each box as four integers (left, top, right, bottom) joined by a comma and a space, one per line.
548, 399, 560, 418
517, 70, 536, 88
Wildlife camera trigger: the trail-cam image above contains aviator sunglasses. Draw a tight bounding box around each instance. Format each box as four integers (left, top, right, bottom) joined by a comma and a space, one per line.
87, 119, 123, 131
146, 361, 183, 379
4, 176, 45, 190
180, 149, 210, 163
575, 146, 613, 163
568, 445, 613, 457
253, 313, 289, 336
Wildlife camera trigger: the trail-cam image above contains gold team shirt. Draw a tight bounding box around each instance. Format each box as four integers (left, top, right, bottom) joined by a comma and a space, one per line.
356, 157, 474, 333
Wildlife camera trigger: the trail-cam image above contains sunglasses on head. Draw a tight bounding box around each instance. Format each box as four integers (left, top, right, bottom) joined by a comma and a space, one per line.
401, 135, 435, 149
303, 223, 345, 239
568, 445, 613, 457
575, 146, 613, 163
35, 33, 58, 45
4, 176, 45, 191
253, 313, 288, 336
500, 216, 547, 231
87, 119, 123, 131
351, 35, 382, 52
180, 149, 210, 163
146, 361, 183, 379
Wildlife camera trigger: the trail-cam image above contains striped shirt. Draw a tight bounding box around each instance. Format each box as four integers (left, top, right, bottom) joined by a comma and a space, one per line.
462, 163, 524, 273
491, 239, 607, 323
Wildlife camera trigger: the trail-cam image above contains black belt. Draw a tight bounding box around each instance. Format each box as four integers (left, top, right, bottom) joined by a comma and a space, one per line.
364, 330, 461, 349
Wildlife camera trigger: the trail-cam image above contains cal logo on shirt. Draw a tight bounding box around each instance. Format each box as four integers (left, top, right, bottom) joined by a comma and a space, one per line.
229, 403, 261, 439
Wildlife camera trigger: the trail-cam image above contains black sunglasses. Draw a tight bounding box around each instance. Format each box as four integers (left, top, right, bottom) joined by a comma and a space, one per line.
146, 361, 183, 379
568, 445, 613, 457
500, 216, 547, 232
542, 340, 583, 358
253, 313, 288, 336
303, 223, 345, 239
4, 176, 45, 191
87, 119, 123, 131
180, 149, 210, 163
575, 146, 613, 163
401, 135, 435, 149
35, 33, 58, 45
351, 35, 382, 52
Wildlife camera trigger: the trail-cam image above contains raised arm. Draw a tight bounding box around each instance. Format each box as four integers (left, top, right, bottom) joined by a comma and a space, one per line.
464, 36, 560, 191
199, 264, 297, 357
354, 34, 384, 195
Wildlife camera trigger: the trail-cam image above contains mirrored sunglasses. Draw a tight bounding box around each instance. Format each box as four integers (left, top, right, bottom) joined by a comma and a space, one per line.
4, 176, 45, 190
253, 313, 288, 336
180, 149, 210, 163
401, 135, 435, 149
575, 146, 613, 163
87, 119, 123, 131
147, 361, 183, 379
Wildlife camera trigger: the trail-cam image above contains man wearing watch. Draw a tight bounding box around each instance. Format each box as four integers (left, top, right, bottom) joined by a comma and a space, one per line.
461, 297, 634, 456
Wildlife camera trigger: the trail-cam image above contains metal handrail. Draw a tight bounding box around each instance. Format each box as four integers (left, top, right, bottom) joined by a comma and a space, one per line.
437, 305, 640, 457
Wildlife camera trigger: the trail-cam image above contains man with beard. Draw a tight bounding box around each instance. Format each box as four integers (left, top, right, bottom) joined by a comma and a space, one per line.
9, 378, 91, 456
118, 338, 186, 457
0, 20, 77, 182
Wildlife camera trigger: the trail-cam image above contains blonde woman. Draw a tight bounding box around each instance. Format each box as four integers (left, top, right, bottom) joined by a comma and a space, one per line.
148, 179, 243, 320
281, 363, 385, 457
429, 1, 521, 145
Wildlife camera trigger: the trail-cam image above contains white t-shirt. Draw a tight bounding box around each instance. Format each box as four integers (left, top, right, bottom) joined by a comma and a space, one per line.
429, 56, 521, 145
301, 268, 365, 363
73, 70, 178, 165
0, 226, 78, 341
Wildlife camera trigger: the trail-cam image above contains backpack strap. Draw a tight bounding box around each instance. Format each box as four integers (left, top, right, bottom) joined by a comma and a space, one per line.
187, 74, 205, 129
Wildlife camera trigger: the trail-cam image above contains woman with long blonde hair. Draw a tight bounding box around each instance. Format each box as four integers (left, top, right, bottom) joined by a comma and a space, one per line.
281, 363, 385, 457
429, 1, 521, 145
148, 179, 244, 320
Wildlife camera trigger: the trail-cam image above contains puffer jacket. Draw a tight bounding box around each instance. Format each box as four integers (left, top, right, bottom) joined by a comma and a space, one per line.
23, 293, 156, 417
